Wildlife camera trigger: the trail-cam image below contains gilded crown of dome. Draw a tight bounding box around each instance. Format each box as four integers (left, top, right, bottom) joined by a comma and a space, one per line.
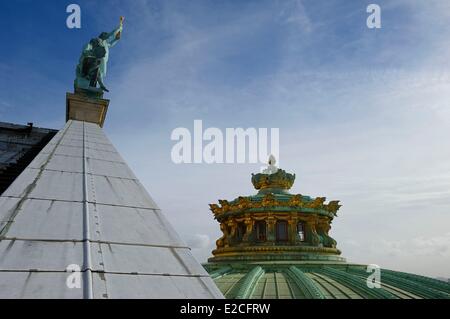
251, 168, 296, 191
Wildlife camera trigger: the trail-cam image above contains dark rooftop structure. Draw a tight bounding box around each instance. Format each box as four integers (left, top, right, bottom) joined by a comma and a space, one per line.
0, 122, 58, 195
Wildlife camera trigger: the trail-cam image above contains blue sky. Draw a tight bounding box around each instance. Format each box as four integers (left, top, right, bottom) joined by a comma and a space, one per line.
1, 0, 450, 277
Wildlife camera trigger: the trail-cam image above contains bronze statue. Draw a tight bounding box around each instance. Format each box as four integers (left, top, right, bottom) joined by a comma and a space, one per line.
75, 16, 124, 95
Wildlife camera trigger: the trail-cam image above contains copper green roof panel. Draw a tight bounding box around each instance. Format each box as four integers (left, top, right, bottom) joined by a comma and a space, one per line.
317, 267, 397, 299
215, 272, 247, 298
234, 266, 265, 299
205, 262, 450, 299
287, 266, 325, 299
347, 267, 450, 299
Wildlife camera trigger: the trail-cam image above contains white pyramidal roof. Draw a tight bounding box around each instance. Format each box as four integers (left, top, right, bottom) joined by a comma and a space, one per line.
0, 119, 223, 298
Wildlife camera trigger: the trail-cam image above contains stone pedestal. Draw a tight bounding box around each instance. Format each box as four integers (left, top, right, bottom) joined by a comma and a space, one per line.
66, 92, 109, 127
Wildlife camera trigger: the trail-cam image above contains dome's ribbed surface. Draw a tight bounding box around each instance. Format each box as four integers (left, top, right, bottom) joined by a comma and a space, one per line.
205, 263, 450, 299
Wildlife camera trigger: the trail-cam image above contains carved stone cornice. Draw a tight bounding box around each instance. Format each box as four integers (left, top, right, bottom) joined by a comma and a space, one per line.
209, 244, 344, 263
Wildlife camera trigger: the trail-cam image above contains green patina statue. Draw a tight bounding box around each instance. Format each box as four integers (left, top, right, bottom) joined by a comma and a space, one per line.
74, 16, 124, 95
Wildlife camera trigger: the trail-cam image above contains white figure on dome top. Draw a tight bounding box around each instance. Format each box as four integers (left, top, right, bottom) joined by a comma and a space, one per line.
262, 155, 279, 175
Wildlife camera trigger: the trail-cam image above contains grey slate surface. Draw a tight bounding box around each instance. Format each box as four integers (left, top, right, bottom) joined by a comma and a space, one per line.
0, 120, 223, 299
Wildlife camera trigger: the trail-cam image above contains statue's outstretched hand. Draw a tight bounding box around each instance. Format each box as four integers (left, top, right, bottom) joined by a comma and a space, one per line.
115, 17, 124, 40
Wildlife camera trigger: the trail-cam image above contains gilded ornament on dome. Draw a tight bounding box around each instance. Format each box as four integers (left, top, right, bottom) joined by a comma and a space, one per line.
209, 203, 221, 216
219, 199, 230, 211
309, 197, 326, 209
237, 196, 251, 210
289, 194, 304, 207
326, 200, 341, 215
251, 169, 296, 190
261, 194, 276, 207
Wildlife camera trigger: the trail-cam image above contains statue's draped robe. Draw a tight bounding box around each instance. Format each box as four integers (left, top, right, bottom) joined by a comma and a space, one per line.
75, 24, 122, 90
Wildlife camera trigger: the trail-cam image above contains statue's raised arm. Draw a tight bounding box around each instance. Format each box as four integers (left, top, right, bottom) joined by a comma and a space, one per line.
103, 16, 124, 48
74, 16, 124, 96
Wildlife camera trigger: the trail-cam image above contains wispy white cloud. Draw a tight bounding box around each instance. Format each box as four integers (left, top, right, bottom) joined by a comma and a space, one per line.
340, 233, 450, 278
277, 0, 313, 32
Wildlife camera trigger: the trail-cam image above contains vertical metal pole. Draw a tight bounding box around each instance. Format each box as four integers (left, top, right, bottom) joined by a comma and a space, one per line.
82, 121, 93, 299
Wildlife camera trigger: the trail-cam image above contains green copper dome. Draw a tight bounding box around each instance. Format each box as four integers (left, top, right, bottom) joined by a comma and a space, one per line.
204, 160, 450, 299
204, 263, 450, 299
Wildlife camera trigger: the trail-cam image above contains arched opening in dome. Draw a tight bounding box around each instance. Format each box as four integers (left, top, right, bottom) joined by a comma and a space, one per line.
255, 221, 267, 242
276, 220, 288, 242
297, 221, 305, 242
236, 222, 246, 243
